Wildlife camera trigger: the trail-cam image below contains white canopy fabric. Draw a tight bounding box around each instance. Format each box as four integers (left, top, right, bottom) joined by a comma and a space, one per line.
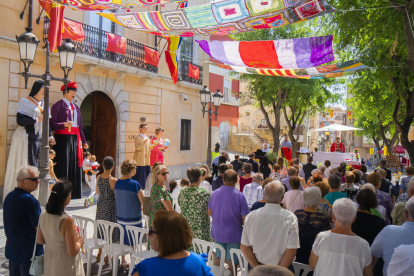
312, 124, 363, 132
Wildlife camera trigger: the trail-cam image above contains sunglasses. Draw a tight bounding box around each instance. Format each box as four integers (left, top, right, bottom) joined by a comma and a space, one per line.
149, 227, 158, 236
159, 172, 169, 176
24, 177, 39, 182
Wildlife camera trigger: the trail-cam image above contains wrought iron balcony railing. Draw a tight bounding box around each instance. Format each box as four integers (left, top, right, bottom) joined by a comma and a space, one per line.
43, 17, 158, 74
177, 60, 203, 85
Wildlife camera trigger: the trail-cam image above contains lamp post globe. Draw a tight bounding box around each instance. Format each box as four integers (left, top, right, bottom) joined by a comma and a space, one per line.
16, 28, 39, 65
199, 85, 211, 106
212, 89, 224, 108
58, 40, 77, 71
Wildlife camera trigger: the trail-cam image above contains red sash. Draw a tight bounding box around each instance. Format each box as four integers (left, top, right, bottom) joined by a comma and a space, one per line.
55, 127, 83, 167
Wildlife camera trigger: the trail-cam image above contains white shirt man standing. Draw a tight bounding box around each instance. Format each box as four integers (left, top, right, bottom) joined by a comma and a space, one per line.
241, 180, 299, 270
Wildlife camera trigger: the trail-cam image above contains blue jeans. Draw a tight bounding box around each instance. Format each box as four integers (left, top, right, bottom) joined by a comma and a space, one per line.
214, 241, 240, 263
9, 260, 31, 276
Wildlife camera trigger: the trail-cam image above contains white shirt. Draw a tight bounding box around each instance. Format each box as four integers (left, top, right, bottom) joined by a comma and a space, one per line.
241, 204, 299, 266
171, 187, 181, 213
312, 231, 372, 276
387, 244, 414, 276
199, 181, 212, 194
83, 158, 92, 172
261, 143, 270, 153
62, 98, 78, 127
282, 190, 305, 213
243, 182, 263, 207
325, 167, 332, 178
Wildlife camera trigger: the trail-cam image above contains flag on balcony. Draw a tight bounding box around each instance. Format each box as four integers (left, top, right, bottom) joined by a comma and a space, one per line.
188, 63, 199, 80
347, 111, 352, 120
144, 46, 159, 67
328, 109, 334, 118
62, 19, 85, 41
106, 33, 127, 55
165, 37, 182, 84
39, 0, 65, 52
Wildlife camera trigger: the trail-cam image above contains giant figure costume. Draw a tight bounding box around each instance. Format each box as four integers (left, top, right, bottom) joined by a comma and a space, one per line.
133, 124, 151, 190
50, 81, 86, 199
2, 80, 53, 201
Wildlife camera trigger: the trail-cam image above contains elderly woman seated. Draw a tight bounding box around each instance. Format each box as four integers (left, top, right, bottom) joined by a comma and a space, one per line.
294, 186, 331, 265
132, 210, 213, 276
351, 189, 386, 245
309, 198, 373, 276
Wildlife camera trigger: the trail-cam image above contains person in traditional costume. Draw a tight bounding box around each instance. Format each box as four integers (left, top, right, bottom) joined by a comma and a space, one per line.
330, 137, 345, 153
133, 123, 152, 190
2, 80, 55, 202
150, 127, 168, 166
50, 81, 88, 199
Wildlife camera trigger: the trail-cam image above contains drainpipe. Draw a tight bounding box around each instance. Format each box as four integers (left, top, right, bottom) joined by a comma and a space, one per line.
28, 0, 33, 31
155, 5, 158, 47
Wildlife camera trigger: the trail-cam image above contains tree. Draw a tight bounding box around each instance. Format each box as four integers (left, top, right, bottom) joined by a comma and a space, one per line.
231, 24, 338, 154
322, 0, 414, 161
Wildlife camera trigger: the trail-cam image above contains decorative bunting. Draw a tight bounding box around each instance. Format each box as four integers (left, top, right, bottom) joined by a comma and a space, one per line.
328, 109, 334, 118
230, 60, 369, 79
62, 19, 85, 41
98, 0, 334, 37
106, 33, 127, 55
144, 46, 159, 67
188, 63, 200, 80
347, 111, 352, 120
49, 0, 188, 10
197, 35, 334, 69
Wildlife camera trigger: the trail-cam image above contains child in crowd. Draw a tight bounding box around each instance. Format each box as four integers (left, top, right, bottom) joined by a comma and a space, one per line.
269, 165, 283, 181
83, 152, 92, 182
86, 155, 100, 182
48, 149, 58, 192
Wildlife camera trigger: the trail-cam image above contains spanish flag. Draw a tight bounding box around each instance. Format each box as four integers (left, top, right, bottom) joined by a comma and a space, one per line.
39, 0, 65, 52
165, 36, 181, 84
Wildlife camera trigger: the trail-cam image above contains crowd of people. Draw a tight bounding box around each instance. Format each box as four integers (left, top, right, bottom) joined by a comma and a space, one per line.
4, 150, 414, 276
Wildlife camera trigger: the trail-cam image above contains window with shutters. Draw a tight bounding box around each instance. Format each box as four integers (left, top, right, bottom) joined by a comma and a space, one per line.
180, 119, 191, 150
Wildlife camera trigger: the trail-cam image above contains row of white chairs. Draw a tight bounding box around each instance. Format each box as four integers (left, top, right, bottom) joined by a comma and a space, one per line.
73, 215, 312, 276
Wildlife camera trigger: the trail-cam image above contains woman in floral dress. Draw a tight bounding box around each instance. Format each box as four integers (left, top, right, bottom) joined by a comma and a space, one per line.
149, 165, 173, 227
178, 167, 211, 247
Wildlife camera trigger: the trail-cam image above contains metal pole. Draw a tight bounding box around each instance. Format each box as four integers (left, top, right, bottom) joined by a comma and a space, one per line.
28, 0, 33, 31
38, 42, 51, 206
207, 96, 212, 168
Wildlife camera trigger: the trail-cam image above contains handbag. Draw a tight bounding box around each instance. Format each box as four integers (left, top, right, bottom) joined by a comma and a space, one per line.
29, 217, 44, 276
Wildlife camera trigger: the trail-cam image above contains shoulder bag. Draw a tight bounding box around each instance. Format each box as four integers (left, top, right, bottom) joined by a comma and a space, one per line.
29, 216, 44, 276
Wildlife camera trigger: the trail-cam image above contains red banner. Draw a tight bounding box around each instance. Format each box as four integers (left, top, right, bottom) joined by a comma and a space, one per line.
106, 33, 126, 55
144, 46, 159, 67
39, 1, 65, 52
63, 19, 85, 41
188, 63, 199, 80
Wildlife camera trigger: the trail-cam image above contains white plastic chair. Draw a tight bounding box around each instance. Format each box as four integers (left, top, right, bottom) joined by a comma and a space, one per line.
126, 226, 156, 276
192, 238, 231, 276
72, 215, 104, 276
142, 215, 150, 230
292, 262, 313, 276
229, 248, 248, 276
96, 220, 132, 276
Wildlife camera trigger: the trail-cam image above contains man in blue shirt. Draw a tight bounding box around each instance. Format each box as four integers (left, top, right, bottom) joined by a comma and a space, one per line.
371, 197, 414, 276
3, 165, 43, 276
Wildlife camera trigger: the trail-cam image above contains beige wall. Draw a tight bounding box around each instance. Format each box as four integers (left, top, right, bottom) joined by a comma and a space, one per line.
0, 0, 209, 188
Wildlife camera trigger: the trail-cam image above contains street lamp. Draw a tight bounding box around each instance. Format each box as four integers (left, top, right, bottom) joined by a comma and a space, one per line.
16, 30, 76, 206
199, 86, 222, 168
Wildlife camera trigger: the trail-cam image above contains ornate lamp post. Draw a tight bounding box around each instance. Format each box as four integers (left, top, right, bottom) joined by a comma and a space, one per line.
16, 29, 77, 206
199, 86, 223, 168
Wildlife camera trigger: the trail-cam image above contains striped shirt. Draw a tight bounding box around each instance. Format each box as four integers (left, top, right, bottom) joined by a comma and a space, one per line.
243, 182, 263, 208
114, 179, 142, 226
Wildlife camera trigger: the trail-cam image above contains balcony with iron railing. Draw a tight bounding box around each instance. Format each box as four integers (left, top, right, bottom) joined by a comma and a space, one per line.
43, 17, 158, 74
177, 60, 203, 86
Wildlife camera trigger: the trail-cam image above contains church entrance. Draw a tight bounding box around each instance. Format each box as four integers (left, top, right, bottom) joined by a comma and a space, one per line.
81, 92, 117, 174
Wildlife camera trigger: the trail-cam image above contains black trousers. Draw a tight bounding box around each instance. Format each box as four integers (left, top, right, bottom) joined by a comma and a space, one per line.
54, 134, 83, 199
212, 164, 218, 178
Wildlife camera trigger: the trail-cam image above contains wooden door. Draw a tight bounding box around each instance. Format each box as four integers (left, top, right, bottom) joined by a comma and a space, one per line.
90, 92, 117, 175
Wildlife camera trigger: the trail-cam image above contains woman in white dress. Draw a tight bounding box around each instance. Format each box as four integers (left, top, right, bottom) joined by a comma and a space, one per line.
2, 80, 55, 201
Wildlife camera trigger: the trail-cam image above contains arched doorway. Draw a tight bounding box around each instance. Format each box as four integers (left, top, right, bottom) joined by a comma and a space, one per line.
81, 92, 117, 174
219, 121, 230, 150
